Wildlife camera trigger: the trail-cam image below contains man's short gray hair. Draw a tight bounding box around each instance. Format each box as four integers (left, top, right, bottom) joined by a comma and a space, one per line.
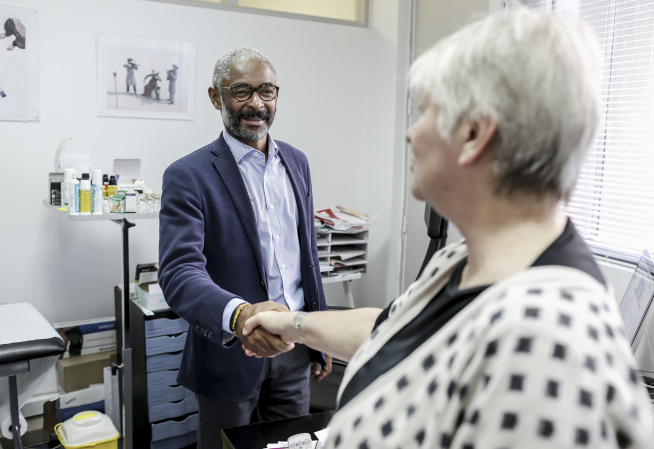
212, 47, 278, 90
410, 8, 602, 200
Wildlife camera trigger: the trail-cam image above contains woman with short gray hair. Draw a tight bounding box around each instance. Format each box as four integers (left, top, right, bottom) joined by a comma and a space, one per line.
242, 8, 654, 448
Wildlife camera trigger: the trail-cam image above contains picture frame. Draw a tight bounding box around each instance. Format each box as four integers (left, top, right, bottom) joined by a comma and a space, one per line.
0, 5, 39, 121
97, 31, 196, 120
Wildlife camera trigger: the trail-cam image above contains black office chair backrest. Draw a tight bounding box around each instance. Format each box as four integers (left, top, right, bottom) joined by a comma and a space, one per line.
416, 205, 449, 280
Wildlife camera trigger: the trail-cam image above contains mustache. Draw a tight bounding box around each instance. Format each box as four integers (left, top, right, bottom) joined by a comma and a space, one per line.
237, 109, 272, 121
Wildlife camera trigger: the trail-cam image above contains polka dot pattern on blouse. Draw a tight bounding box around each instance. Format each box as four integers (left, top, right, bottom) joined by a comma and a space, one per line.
325, 241, 654, 449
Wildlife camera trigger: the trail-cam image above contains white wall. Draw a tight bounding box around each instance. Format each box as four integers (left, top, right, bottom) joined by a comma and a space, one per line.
0, 0, 411, 323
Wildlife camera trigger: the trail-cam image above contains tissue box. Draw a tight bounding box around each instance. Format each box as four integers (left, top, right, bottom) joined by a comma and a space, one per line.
57, 351, 117, 393
138, 282, 168, 311
54, 317, 117, 358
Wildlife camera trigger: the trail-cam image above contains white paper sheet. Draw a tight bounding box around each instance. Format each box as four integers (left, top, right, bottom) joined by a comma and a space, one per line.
314, 428, 330, 444
113, 159, 141, 181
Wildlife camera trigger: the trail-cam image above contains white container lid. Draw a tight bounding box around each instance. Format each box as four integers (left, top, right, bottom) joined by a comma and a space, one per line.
92, 170, 103, 184
58, 411, 118, 447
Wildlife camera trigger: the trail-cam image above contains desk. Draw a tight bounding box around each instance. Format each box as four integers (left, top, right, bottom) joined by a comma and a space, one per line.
221, 411, 334, 449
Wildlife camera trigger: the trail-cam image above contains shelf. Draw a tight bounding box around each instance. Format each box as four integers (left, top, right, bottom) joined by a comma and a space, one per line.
43, 199, 159, 220
321, 273, 362, 284
329, 238, 367, 246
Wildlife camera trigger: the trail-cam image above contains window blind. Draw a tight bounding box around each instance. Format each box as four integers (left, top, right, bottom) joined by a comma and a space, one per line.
508, 0, 654, 264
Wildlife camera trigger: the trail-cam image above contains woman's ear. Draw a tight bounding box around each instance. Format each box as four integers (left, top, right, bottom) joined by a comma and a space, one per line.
458, 112, 497, 166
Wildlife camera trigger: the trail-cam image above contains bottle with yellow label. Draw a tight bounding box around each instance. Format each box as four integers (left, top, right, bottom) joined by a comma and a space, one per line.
80, 173, 92, 215
107, 175, 118, 197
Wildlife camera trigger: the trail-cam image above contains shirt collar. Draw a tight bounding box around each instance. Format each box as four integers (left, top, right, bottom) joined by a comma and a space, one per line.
222, 130, 279, 164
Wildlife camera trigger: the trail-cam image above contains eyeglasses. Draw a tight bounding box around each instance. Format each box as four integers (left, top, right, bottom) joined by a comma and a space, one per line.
222, 83, 279, 102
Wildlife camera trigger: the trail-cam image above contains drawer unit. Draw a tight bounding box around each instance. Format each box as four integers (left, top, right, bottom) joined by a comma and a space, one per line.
149, 395, 199, 422
147, 369, 180, 390
146, 351, 184, 373
145, 332, 187, 356
130, 301, 197, 449
148, 384, 195, 407
151, 413, 199, 442
145, 317, 189, 338
150, 430, 198, 449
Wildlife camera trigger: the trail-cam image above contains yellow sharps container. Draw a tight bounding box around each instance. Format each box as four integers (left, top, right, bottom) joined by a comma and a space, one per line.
55, 411, 119, 449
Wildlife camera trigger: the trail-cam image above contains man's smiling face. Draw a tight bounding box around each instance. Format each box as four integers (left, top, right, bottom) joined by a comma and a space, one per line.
217, 59, 277, 143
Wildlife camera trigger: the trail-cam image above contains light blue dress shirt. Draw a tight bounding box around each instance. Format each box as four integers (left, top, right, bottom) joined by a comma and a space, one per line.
221, 131, 305, 335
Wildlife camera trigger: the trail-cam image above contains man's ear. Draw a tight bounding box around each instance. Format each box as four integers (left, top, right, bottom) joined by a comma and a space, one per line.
208, 87, 222, 111
458, 111, 497, 166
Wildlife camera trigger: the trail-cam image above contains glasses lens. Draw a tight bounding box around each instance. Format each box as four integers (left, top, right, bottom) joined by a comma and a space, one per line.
258, 85, 277, 101
232, 85, 252, 101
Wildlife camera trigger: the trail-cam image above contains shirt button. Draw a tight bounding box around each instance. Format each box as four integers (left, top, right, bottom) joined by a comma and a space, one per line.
276, 235, 280, 240
282, 264, 286, 269
270, 204, 275, 209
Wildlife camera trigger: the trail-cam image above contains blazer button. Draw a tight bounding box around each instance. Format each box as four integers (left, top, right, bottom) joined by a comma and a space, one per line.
260, 280, 265, 289
308, 264, 313, 268
196, 325, 200, 332
208, 331, 213, 339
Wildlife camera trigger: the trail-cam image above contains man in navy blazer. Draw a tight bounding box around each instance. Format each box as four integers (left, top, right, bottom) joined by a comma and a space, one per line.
159, 47, 330, 446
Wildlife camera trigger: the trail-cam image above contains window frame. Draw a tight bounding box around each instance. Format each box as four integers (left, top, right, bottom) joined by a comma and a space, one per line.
145, 0, 369, 28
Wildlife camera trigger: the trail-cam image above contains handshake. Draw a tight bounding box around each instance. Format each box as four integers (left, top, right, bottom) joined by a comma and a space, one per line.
231, 301, 332, 382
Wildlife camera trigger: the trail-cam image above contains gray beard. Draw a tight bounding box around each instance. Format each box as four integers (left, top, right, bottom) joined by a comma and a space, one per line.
220, 105, 273, 141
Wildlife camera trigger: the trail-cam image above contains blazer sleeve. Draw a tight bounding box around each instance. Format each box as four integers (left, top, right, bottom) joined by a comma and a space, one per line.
158, 161, 242, 346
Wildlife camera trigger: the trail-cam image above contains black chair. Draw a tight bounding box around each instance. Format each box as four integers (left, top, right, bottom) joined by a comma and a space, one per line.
416, 205, 449, 280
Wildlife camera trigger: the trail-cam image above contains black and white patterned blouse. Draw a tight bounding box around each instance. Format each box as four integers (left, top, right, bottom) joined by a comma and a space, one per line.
324, 240, 654, 449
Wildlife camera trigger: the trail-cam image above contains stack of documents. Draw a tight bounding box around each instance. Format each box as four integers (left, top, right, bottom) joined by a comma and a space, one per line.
329, 246, 366, 261
330, 257, 368, 268
315, 206, 378, 231
319, 261, 334, 272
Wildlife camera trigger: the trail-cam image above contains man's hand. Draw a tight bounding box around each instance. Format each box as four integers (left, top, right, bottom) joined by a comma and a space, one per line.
241, 310, 297, 357
233, 302, 294, 358
311, 355, 333, 382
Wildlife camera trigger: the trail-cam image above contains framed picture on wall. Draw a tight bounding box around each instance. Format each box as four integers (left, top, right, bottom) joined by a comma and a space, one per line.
97, 32, 196, 120
0, 4, 40, 121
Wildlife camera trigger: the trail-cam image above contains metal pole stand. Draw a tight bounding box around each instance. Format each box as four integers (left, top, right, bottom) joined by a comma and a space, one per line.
111, 218, 135, 449
0, 361, 29, 449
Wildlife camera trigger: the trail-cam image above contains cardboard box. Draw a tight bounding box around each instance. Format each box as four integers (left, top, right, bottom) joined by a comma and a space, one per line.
138, 282, 168, 311
57, 351, 117, 393
54, 317, 117, 358
58, 384, 105, 422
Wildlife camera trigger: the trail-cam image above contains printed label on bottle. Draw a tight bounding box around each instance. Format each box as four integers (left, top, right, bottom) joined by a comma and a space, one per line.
80, 190, 92, 213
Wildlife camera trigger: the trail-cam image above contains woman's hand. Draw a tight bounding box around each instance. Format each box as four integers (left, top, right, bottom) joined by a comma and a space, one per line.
241, 311, 297, 357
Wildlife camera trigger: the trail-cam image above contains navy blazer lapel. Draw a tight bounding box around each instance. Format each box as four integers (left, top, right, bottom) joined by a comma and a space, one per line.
278, 144, 308, 233
210, 135, 267, 286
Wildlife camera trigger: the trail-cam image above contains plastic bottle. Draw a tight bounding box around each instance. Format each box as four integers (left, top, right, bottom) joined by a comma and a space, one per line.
68, 177, 80, 215
63, 168, 76, 209
144, 188, 154, 213
80, 173, 92, 215
107, 176, 118, 197
102, 174, 109, 198
92, 170, 103, 215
